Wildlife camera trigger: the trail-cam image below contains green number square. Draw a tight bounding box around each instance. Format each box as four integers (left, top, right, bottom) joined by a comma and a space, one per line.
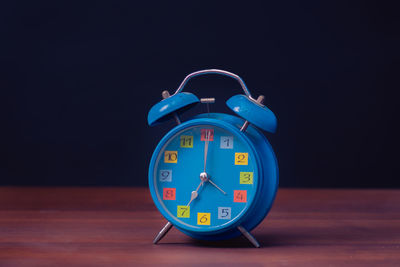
177, 205, 190, 218
239, 172, 253, 184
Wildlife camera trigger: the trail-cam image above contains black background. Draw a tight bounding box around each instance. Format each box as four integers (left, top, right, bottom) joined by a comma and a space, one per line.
1, 1, 399, 187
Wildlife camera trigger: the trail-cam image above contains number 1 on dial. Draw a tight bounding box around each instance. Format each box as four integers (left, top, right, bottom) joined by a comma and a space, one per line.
220, 136, 233, 149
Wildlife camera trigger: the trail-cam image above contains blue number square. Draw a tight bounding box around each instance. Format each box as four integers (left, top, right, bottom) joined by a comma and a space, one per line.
159, 170, 172, 182
220, 136, 233, 149
218, 207, 231, 219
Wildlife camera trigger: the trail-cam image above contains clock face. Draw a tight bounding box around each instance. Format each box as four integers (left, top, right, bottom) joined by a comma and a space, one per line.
151, 123, 259, 232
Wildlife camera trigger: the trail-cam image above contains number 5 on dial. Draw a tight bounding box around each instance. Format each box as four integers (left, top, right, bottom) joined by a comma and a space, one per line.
218, 207, 231, 220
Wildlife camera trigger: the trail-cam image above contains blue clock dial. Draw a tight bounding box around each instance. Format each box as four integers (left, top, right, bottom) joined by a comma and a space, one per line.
152, 124, 259, 232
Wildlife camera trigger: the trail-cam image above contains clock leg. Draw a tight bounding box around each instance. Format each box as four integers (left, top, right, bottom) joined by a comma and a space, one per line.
237, 225, 260, 248
153, 221, 173, 244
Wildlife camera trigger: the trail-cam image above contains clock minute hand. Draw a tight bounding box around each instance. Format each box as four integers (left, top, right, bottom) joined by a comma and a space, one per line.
203, 130, 210, 173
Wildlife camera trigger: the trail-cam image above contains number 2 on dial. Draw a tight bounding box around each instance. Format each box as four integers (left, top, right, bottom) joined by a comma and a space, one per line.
235, 153, 248, 165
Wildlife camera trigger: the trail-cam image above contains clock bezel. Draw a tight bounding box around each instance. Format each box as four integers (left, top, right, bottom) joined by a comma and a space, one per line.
148, 117, 263, 235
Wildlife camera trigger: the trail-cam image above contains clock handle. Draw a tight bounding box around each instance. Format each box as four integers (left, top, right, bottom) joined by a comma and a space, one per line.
172, 69, 258, 102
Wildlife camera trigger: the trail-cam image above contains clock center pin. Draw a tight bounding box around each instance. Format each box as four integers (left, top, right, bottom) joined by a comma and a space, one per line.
200, 172, 209, 182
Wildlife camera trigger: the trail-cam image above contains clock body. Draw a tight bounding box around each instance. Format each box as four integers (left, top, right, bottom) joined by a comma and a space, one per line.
148, 113, 278, 240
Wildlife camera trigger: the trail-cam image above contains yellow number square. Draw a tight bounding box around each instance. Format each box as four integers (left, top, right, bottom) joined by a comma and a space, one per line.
235, 153, 248, 165
197, 212, 210, 225
240, 172, 253, 184
180, 135, 193, 148
177, 206, 190, 218
164, 151, 178, 163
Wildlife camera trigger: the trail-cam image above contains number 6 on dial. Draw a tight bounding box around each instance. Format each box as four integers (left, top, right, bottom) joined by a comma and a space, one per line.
197, 213, 211, 225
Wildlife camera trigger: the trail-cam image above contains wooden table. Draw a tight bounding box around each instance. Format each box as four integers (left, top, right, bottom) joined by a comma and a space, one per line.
0, 187, 399, 266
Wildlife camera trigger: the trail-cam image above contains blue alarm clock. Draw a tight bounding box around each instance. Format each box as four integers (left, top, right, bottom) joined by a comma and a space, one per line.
147, 69, 278, 247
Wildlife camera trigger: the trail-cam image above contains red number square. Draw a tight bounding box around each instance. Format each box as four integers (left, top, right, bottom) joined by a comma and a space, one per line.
163, 188, 176, 200
201, 129, 214, 141
233, 190, 247, 203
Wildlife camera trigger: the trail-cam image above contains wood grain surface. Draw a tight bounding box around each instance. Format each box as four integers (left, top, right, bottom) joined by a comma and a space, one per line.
0, 187, 399, 266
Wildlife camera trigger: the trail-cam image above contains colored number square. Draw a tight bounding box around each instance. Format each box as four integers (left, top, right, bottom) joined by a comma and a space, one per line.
201, 129, 214, 141
180, 135, 193, 148
220, 136, 233, 149
163, 188, 176, 200
235, 153, 248, 165
197, 212, 211, 225
218, 207, 231, 220
233, 190, 247, 203
240, 172, 253, 184
159, 170, 172, 182
177, 206, 190, 218
164, 151, 178, 163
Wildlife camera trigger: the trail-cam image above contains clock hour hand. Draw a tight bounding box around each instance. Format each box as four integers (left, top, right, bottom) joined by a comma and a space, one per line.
200, 172, 226, 195
208, 179, 227, 195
